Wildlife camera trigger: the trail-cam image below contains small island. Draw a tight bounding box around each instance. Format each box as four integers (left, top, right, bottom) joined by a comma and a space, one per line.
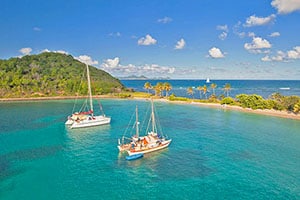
0, 52, 125, 98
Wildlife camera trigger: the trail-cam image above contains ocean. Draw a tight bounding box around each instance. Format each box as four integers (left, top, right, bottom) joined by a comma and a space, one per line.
121, 79, 300, 98
1, 80, 300, 199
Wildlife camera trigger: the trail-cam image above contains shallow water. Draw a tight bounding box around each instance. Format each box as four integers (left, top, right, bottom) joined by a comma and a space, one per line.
0, 99, 299, 199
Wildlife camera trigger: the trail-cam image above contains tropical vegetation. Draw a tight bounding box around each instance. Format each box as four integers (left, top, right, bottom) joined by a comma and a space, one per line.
0, 52, 124, 98
159, 81, 299, 114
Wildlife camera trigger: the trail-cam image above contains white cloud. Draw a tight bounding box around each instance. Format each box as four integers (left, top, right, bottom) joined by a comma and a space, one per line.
109, 32, 121, 37
248, 32, 256, 37
142, 64, 175, 74
41, 49, 68, 55
75, 55, 99, 65
102, 57, 120, 69
244, 37, 272, 52
19, 47, 32, 55
269, 32, 280, 37
287, 46, 300, 59
55, 50, 68, 54
218, 32, 228, 40
261, 55, 272, 62
174, 38, 186, 50
208, 47, 225, 58
157, 17, 173, 24
217, 25, 229, 40
233, 21, 246, 38
137, 34, 157, 46
263, 51, 285, 62
101, 57, 175, 75
244, 14, 276, 27
216, 25, 229, 32
271, 0, 300, 14
261, 47, 300, 62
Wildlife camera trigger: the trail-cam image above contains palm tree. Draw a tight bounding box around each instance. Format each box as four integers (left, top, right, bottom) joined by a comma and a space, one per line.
223, 83, 231, 97
210, 83, 217, 95
164, 82, 172, 97
144, 82, 152, 94
187, 87, 194, 99
154, 82, 164, 97
203, 85, 208, 99
197, 86, 203, 99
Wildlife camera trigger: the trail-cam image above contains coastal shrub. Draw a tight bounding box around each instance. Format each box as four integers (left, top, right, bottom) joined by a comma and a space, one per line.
269, 93, 300, 111
236, 94, 270, 110
118, 93, 132, 98
168, 94, 188, 101
220, 97, 235, 105
283, 96, 300, 111
272, 101, 285, 111
208, 94, 219, 103
168, 94, 176, 101
293, 101, 300, 113
264, 99, 277, 110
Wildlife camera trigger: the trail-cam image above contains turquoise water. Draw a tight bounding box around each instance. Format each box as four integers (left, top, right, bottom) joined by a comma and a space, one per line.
1, 99, 300, 199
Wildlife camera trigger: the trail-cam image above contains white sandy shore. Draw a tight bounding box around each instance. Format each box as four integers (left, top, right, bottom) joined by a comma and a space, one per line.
156, 98, 300, 120
1, 96, 299, 120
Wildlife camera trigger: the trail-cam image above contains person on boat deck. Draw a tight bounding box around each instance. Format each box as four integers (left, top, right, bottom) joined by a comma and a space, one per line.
131, 143, 136, 148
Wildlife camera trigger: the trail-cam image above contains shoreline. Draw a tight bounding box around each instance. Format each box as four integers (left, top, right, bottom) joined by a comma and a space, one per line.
164, 99, 300, 120
1, 96, 299, 121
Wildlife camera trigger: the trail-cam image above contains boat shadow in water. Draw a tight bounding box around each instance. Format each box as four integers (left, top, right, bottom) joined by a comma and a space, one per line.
146, 149, 213, 181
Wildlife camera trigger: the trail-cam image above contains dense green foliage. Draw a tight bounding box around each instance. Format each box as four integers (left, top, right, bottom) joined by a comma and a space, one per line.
220, 97, 235, 105
269, 93, 300, 112
236, 93, 300, 113
236, 94, 273, 109
0, 52, 124, 97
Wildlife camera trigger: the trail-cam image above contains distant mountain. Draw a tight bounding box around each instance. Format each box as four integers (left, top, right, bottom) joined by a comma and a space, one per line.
119, 75, 171, 80
0, 52, 125, 98
119, 75, 148, 80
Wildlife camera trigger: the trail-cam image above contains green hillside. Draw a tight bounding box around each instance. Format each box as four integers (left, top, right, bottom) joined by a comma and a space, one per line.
0, 52, 125, 98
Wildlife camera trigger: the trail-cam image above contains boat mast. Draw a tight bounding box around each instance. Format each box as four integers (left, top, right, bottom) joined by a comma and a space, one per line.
136, 105, 139, 137
86, 64, 93, 113
151, 99, 155, 133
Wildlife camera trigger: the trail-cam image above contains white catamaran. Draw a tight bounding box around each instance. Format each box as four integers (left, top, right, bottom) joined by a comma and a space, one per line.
65, 64, 111, 129
118, 99, 172, 156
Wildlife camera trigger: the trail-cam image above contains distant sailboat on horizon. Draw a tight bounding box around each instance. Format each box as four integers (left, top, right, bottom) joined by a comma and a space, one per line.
206, 78, 210, 83
65, 64, 111, 129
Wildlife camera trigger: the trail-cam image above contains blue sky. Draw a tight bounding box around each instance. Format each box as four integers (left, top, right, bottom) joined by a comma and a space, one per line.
1, 0, 300, 79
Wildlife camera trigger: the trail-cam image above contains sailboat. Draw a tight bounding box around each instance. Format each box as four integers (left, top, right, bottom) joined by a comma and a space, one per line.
206, 78, 210, 83
118, 99, 172, 156
65, 64, 111, 129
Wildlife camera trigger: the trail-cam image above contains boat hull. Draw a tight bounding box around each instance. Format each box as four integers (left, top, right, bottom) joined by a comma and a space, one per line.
127, 139, 172, 156
65, 119, 74, 125
126, 153, 143, 161
69, 115, 111, 129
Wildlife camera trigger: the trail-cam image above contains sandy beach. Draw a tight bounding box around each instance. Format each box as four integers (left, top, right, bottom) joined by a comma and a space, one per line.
1, 96, 299, 120
162, 99, 300, 120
